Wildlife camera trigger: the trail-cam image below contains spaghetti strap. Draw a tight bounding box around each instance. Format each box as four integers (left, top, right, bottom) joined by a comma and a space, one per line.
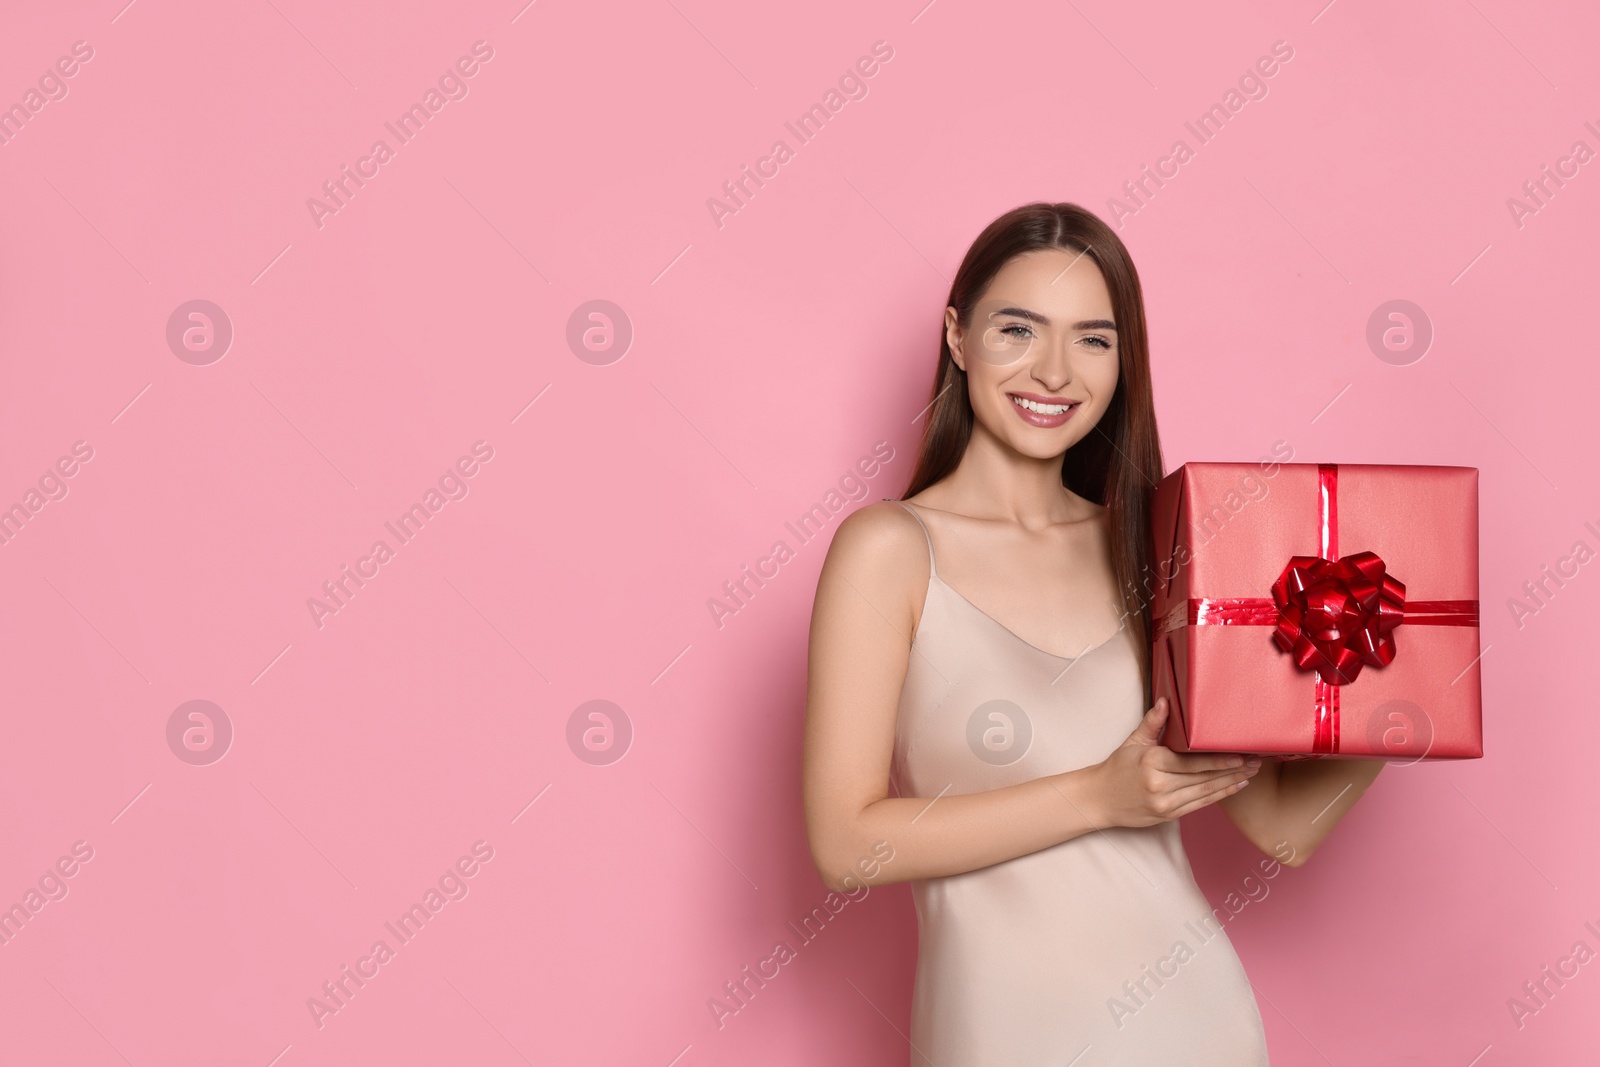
893, 500, 938, 578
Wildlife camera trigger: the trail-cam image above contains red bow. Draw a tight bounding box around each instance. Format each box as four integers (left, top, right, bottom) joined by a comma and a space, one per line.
1271, 551, 1406, 685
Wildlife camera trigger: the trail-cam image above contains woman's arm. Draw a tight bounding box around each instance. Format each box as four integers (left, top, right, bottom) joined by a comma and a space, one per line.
1218, 755, 1385, 866
802, 503, 1254, 892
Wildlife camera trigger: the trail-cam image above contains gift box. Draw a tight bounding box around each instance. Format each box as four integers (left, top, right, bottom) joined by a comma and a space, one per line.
1149, 462, 1482, 760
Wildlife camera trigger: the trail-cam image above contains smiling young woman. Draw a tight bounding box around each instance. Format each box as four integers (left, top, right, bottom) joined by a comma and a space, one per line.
802, 203, 1384, 1064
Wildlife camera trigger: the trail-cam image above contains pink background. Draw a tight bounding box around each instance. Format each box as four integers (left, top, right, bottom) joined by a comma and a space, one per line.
1, 0, 1596, 1064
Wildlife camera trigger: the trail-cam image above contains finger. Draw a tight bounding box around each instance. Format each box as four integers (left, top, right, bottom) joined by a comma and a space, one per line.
1140, 745, 1253, 774
1167, 767, 1255, 804
1160, 751, 1262, 775
1127, 697, 1168, 746
1154, 765, 1262, 789
1146, 769, 1257, 805
1166, 772, 1253, 817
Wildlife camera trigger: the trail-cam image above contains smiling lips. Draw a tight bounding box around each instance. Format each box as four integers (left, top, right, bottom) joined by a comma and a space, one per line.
1007, 391, 1081, 428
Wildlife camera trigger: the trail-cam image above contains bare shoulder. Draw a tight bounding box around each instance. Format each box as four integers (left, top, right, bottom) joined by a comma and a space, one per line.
813, 501, 933, 633
822, 500, 929, 580
810, 499, 930, 656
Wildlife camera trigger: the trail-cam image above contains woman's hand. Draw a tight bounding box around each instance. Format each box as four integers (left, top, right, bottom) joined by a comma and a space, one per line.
1082, 697, 1261, 828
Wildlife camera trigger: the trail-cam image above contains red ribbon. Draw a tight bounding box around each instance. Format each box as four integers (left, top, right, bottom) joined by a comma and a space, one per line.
1159, 464, 1478, 753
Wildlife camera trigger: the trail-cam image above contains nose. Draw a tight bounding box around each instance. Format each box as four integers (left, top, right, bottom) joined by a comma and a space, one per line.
1032, 339, 1074, 392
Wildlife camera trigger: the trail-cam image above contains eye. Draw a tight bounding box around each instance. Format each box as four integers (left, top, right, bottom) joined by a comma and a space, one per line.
999, 323, 1033, 339
1080, 335, 1114, 349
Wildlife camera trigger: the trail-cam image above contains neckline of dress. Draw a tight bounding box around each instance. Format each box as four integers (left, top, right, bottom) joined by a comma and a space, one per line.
927, 574, 1126, 663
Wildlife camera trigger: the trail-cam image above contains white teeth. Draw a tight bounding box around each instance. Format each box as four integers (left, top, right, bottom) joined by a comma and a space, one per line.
1012, 395, 1074, 416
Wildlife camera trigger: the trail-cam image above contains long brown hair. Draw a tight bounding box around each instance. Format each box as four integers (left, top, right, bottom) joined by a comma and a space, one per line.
899, 202, 1165, 696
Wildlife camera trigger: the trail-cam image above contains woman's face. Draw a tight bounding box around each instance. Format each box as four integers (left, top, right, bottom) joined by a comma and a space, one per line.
945, 248, 1121, 461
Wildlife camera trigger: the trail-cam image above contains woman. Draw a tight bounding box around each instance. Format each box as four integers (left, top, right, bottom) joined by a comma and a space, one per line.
802, 202, 1384, 1064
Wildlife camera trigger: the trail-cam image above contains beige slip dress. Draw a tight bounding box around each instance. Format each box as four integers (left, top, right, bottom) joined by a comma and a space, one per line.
888, 500, 1271, 1066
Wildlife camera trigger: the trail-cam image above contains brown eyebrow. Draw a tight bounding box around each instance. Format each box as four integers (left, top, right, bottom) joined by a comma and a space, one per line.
989, 307, 1116, 330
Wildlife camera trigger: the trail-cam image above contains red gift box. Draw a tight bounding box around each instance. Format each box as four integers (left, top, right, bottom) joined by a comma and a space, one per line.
1149, 462, 1483, 760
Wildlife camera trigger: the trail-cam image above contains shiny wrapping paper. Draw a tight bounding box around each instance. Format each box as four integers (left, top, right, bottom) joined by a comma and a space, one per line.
1150, 463, 1483, 760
